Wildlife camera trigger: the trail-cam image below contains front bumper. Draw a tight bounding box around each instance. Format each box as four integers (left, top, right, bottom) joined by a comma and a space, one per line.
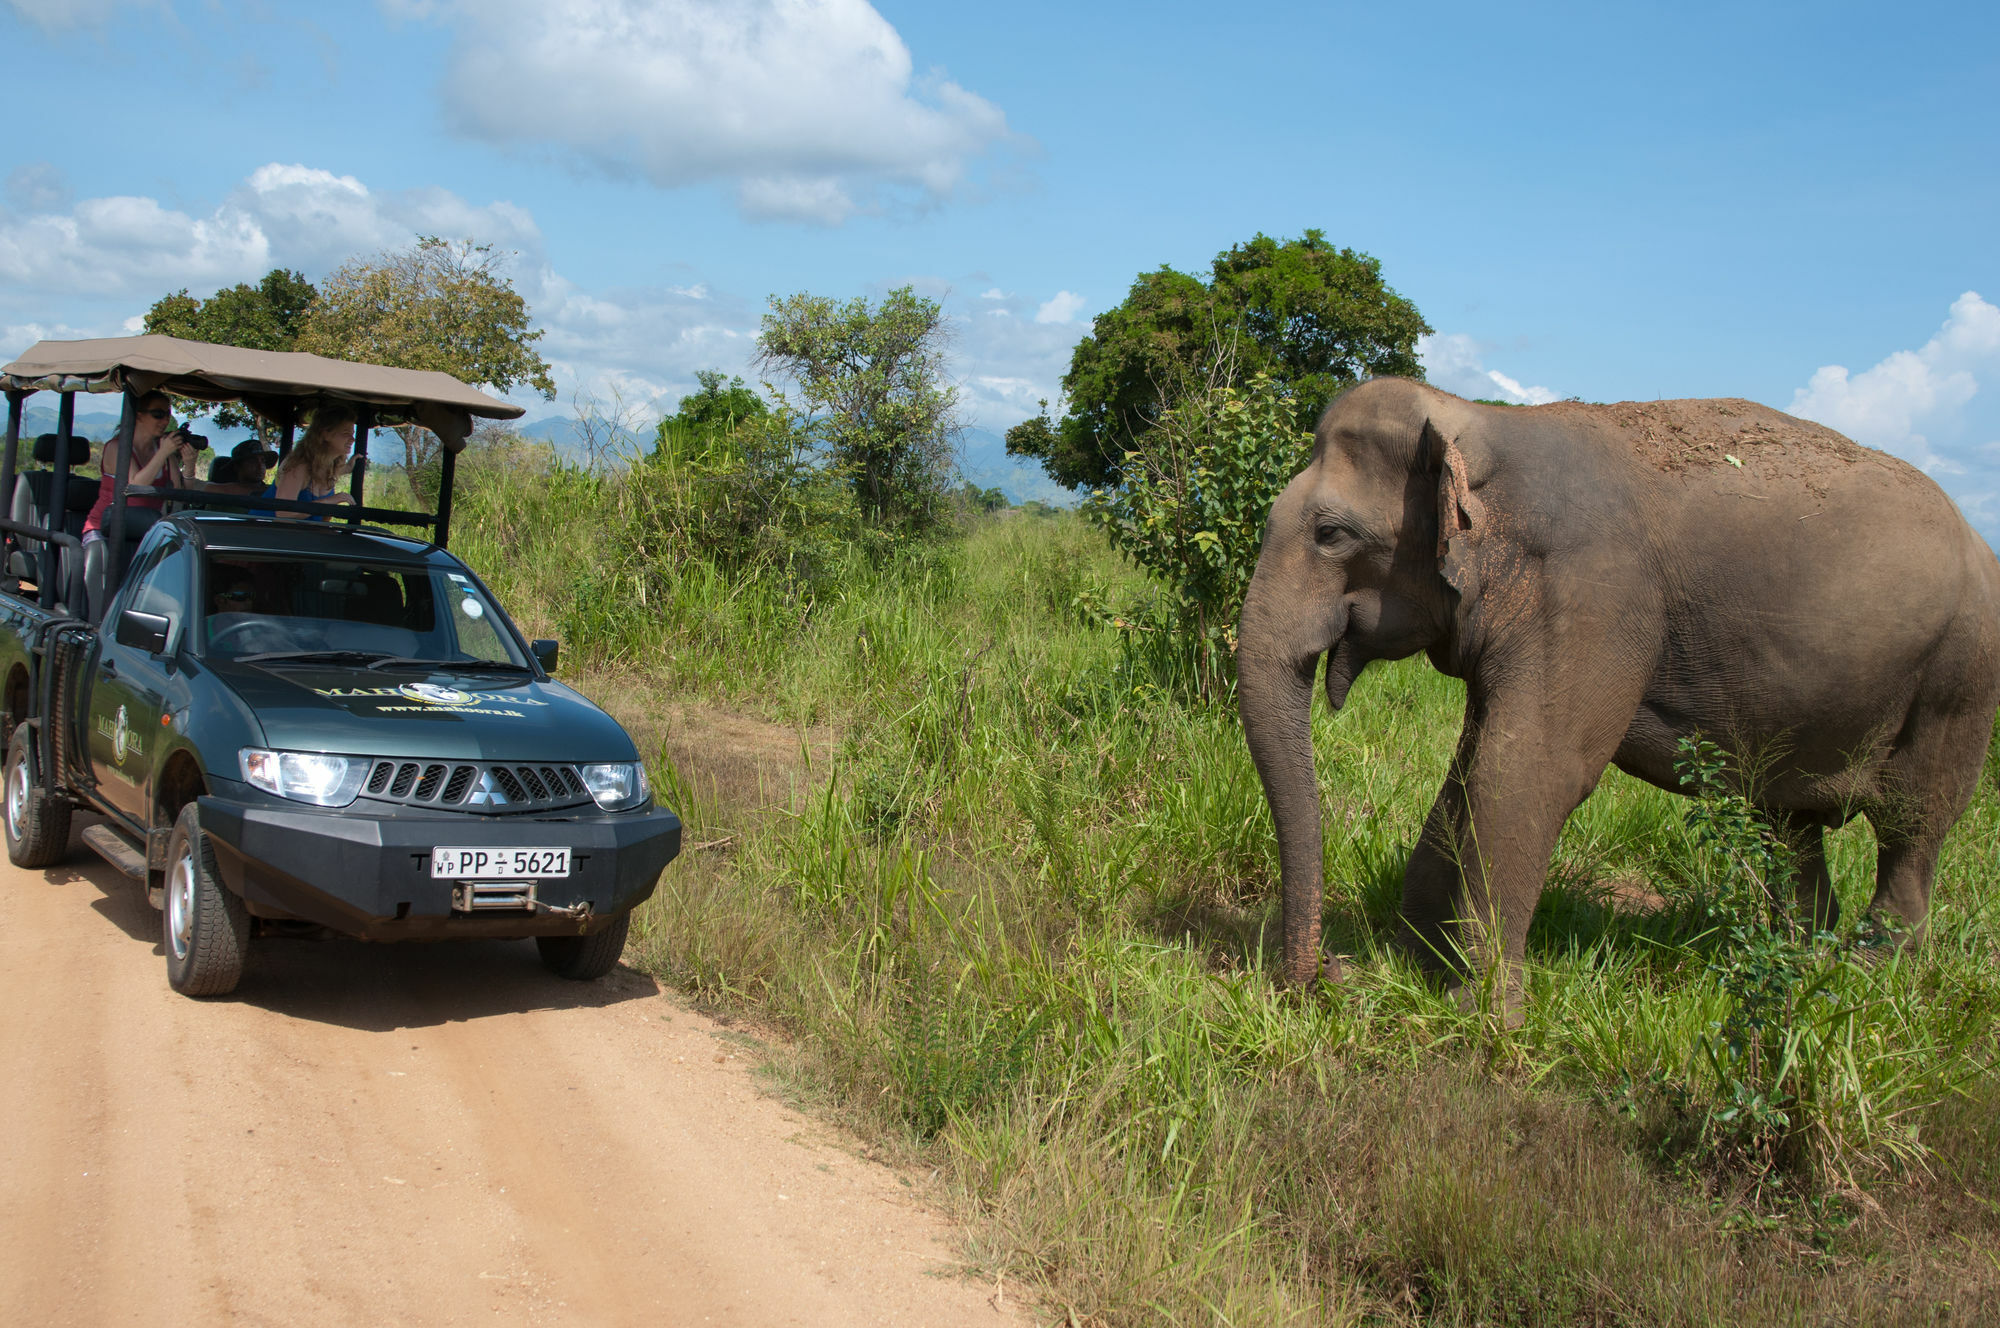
196, 793, 682, 940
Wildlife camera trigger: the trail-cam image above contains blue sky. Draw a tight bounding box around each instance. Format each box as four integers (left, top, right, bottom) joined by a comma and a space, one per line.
3, 1, 1996, 526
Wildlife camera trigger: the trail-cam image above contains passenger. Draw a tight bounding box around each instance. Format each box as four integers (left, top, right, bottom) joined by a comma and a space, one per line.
211, 439, 279, 502
80, 390, 200, 550
211, 569, 255, 616
273, 404, 357, 521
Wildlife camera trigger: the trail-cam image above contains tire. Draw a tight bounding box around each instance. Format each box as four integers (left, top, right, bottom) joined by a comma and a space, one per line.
163, 802, 249, 997
536, 911, 631, 981
5, 722, 71, 869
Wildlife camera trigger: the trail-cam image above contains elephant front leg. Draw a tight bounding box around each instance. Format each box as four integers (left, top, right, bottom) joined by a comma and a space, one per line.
1404, 689, 1634, 1022
1399, 727, 1473, 977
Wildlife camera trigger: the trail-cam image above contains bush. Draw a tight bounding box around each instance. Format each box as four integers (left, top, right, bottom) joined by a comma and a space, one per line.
1083, 372, 1311, 700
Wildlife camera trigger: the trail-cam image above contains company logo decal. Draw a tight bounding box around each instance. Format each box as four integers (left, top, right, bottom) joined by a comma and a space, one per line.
310, 684, 548, 720
398, 683, 474, 707
96, 704, 144, 764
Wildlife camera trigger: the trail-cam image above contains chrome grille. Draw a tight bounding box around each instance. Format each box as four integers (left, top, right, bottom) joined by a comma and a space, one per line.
359, 758, 594, 813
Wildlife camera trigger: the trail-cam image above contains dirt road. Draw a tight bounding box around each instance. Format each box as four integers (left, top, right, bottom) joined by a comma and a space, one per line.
0, 833, 1017, 1327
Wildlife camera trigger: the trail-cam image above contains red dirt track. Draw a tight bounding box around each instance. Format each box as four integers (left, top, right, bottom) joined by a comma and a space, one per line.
0, 834, 1015, 1326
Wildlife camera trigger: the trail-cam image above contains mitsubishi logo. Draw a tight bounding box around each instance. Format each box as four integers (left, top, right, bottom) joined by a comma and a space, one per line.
462, 770, 510, 806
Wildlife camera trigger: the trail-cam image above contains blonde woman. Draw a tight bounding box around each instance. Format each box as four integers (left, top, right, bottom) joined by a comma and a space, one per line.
274, 404, 358, 521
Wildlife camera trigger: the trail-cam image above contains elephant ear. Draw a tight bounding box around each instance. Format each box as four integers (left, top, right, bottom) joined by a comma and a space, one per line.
1423, 412, 1486, 601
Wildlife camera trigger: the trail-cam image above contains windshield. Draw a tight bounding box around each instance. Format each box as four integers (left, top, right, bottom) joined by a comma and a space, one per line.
200, 553, 528, 668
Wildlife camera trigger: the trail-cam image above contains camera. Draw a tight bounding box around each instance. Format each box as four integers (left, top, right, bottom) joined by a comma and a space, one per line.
167, 426, 210, 452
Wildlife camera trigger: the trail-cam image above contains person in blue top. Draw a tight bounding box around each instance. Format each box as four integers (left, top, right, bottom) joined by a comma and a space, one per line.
213, 438, 279, 508
274, 403, 357, 521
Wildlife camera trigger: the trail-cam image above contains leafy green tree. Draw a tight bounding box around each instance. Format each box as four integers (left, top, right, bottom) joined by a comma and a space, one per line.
297, 236, 557, 471
142, 268, 319, 429
1016, 231, 1429, 489
1085, 373, 1313, 700
756, 286, 959, 532
653, 370, 768, 461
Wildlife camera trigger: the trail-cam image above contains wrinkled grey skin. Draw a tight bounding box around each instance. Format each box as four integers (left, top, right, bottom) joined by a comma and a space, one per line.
1238, 378, 2000, 1004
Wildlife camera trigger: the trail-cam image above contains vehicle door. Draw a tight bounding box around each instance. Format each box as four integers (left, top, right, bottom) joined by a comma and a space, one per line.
86, 536, 193, 825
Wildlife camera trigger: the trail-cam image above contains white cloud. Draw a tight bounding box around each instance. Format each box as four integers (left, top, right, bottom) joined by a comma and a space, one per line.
1417, 333, 1558, 405
0, 157, 1075, 460
408, 0, 1018, 224
1034, 290, 1085, 325
3, 0, 162, 32
6, 162, 71, 212
0, 163, 542, 299
950, 287, 1081, 431
1788, 291, 1998, 474
1784, 292, 2000, 541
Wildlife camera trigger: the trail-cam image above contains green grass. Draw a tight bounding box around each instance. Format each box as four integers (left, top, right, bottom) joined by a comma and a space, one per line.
453, 454, 2000, 1325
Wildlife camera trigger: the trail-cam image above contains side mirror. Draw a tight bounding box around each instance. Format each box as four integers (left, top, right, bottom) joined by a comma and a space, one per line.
530, 638, 559, 673
116, 608, 171, 655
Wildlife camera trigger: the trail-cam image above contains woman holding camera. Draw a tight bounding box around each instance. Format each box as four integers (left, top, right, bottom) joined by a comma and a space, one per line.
80, 389, 201, 547
273, 403, 357, 520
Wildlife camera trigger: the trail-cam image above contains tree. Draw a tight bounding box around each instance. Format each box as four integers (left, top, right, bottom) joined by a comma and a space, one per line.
296, 236, 556, 471
653, 370, 768, 462
1085, 373, 1313, 700
756, 287, 959, 532
143, 268, 319, 429
1012, 231, 1430, 489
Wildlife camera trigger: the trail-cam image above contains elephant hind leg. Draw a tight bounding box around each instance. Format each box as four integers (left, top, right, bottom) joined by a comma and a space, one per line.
1858, 686, 1993, 946
1767, 809, 1839, 933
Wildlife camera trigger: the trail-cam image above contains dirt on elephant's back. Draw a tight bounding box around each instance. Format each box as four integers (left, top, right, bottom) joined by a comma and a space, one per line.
1534, 397, 1894, 486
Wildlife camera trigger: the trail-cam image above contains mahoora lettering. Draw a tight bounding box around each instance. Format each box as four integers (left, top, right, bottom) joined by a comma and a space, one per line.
373, 706, 527, 717
313, 685, 547, 706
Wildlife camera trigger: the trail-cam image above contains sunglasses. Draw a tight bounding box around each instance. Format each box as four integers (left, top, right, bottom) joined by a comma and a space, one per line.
142, 409, 172, 420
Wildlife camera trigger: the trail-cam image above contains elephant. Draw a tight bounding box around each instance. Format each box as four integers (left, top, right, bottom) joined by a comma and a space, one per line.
1236, 378, 2000, 1006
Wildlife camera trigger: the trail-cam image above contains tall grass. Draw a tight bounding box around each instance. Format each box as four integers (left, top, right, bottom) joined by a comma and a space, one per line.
454, 452, 2000, 1325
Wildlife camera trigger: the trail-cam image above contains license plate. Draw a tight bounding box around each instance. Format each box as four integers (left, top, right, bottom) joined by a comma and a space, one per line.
430, 847, 571, 879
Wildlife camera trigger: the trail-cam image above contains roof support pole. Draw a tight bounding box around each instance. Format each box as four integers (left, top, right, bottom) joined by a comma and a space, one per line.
42, 393, 77, 612
434, 444, 456, 550
348, 405, 371, 523
2, 391, 23, 551
104, 389, 136, 615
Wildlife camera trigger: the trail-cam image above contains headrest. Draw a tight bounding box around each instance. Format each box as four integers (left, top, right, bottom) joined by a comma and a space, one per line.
31, 432, 90, 465
209, 456, 237, 484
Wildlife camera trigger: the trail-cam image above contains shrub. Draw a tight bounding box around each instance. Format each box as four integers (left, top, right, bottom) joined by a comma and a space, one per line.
1084, 372, 1311, 700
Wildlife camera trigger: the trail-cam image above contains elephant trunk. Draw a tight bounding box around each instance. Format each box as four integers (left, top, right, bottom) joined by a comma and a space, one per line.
1238, 575, 1344, 987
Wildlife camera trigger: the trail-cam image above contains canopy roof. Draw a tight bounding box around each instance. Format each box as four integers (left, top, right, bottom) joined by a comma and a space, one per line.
0, 334, 525, 452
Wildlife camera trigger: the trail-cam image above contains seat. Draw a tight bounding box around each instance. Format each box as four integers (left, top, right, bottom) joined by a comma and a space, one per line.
9, 433, 94, 594
83, 507, 160, 623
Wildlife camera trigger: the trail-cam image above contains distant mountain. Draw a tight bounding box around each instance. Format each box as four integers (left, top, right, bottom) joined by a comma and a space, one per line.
503, 415, 1076, 507
957, 427, 1077, 508
15, 404, 1075, 508
20, 403, 125, 442
19, 403, 260, 451
518, 416, 649, 461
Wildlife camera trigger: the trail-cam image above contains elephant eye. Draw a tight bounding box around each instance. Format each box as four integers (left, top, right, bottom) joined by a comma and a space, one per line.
1314, 523, 1344, 548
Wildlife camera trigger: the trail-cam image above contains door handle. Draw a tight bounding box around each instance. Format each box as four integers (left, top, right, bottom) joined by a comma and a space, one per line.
101, 659, 118, 679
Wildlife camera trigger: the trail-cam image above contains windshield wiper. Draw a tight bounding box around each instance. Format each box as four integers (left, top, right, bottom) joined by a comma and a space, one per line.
364, 656, 535, 673
236, 649, 397, 666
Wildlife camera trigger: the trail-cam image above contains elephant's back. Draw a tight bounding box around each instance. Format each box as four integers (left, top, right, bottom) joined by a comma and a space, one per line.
1531, 397, 1901, 489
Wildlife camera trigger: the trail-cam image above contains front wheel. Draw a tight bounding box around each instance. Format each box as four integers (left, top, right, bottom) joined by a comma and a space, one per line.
5, 722, 71, 869
164, 803, 249, 996
536, 912, 631, 981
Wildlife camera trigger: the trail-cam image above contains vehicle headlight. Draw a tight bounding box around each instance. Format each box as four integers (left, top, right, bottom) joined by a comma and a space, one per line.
239, 749, 369, 807
580, 761, 650, 812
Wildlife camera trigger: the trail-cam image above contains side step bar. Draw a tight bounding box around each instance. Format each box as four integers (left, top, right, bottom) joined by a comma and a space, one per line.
81, 823, 163, 909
